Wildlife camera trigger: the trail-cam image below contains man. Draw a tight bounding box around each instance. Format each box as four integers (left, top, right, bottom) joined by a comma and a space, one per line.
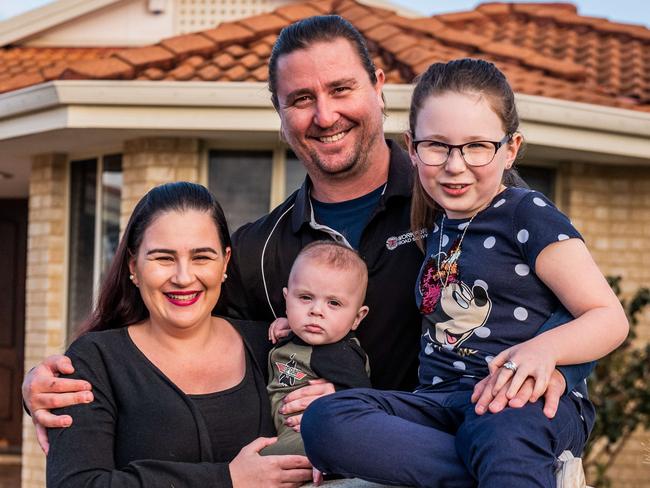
23, 15, 588, 460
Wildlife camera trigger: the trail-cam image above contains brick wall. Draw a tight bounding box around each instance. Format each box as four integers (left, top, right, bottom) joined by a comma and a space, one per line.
562, 161, 650, 486
121, 137, 201, 228
21, 155, 67, 488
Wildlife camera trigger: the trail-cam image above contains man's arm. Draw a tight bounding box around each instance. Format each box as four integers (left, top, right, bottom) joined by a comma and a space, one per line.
22, 354, 94, 452
472, 304, 596, 419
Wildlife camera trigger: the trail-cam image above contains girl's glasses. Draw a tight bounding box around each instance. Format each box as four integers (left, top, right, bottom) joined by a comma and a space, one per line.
412, 134, 512, 167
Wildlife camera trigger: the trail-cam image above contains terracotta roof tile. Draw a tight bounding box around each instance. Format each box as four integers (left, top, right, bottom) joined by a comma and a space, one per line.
305, 0, 336, 14
364, 24, 402, 43
41, 63, 67, 80
197, 65, 221, 81
365, 5, 396, 18
394, 17, 447, 37
513, 3, 577, 15
338, 5, 372, 23
61, 57, 134, 80
141, 67, 165, 80
240, 53, 263, 69
250, 41, 272, 58
432, 27, 486, 50
0, 0, 648, 112
398, 45, 437, 67
213, 53, 235, 70
251, 64, 269, 81
0, 72, 45, 93
225, 44, 247, 58
476, 3, 511, 15
167, 64, 195, 81
238, 13, 288, 37
353, 15, 384, 34
223, 65, 248, 81
115, 45, 175, 69
159, 34, 216, 58
435, 11, 487, 24
202, 22, 255, 46
275, 4, 322, 22
382, 33, 420, 56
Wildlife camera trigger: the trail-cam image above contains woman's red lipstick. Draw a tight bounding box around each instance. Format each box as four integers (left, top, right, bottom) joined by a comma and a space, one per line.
163, 290, 202, 306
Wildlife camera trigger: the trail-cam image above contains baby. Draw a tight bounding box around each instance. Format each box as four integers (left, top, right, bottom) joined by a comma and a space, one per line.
261, 240, 371, 456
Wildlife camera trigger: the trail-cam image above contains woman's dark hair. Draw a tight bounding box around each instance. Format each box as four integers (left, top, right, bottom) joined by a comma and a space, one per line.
268, 15, 378, 110
409, 58, 529, 249
77, 182, 231, 337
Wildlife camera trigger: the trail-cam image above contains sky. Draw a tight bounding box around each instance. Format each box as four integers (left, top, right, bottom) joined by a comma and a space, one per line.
0, 0, 648, 27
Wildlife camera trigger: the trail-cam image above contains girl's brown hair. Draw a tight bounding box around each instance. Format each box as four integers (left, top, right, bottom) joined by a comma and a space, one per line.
408, 58, 528, 249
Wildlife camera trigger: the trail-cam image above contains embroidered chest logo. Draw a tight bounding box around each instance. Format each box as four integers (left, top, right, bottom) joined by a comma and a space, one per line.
386, 228, 427, 250
276, 354, 308, 387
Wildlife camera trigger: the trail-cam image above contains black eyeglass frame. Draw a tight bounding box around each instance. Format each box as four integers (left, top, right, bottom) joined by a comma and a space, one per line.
412, 134, 513, 167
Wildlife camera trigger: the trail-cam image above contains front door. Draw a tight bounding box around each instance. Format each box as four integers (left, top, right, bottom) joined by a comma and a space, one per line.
0, 199, 27, 453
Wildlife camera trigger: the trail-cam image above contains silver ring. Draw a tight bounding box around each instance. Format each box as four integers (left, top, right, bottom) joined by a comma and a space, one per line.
503, 360, 518, 373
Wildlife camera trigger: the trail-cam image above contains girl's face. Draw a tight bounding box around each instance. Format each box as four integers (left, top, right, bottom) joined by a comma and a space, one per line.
407, 91, 522, 219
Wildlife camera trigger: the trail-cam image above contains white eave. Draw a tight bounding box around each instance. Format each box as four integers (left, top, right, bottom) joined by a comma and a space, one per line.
1, 80, 649, 163
0, 0, 122, 46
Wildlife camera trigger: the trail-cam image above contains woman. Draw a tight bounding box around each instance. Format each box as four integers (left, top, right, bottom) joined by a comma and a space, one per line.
46, 182, 312, 487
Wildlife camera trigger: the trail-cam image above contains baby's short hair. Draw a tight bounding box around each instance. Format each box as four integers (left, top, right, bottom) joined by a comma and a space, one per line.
292, 241, 368, 298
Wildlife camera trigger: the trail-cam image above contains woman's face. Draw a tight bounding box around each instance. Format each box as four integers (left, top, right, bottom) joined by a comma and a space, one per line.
407, 91, 522, 219
129, 209, 230, 332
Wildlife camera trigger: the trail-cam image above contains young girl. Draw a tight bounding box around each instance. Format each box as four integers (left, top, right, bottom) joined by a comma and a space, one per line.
300, 59, 628, 487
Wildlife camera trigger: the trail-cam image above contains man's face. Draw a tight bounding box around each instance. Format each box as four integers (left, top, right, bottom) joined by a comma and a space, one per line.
275, 38, 385, 183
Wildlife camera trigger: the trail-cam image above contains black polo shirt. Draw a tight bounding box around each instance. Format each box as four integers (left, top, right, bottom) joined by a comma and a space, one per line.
219, 140, 424, 391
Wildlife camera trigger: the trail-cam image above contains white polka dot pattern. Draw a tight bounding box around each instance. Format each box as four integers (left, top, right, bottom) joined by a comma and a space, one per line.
474, 279, 488, 290
474, 327, 491, 338
514, 307, 528, 321
494, 198, 506, 208
533, 197, 547, 207
517, 229, 529, 243
483, 236, 496, 249
558, 234, 570, 241
515, 264, 530, 276
453, 361, 466, 370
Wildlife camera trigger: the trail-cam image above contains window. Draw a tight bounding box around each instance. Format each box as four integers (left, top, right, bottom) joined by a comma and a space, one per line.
208, 150, 273, 232
285, 150, 306, 197
67, 155, 122, 337
518, 166, 556, 200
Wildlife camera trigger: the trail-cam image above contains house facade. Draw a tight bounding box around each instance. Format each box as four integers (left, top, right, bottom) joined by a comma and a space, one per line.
0, 1, 649, 486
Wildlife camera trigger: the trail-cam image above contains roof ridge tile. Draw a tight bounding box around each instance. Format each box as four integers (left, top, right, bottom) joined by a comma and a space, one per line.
114, 45, 175, 70
159, 33, 216, 59
60, 57, 134, 80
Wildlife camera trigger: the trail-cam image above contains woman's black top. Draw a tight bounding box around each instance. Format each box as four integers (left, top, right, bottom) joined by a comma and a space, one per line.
46, 319, 274, 488
189, 349, 262, 462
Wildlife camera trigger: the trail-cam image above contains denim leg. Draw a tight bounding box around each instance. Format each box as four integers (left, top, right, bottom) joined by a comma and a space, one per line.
301, 388, 476, 488
455, 395, 588, 488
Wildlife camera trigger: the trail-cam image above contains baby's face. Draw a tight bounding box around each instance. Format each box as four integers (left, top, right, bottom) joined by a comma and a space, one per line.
283, 259, 368, 345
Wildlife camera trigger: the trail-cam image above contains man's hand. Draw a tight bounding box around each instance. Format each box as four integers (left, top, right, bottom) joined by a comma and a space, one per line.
229, 437, 312, 488
280, 379, 335, 432
471, 368, 566, 419
22, 354, 93, 453
268, 318, 291, 344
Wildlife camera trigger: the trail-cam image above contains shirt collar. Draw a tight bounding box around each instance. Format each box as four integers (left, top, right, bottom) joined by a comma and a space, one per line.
291, 139, 413, 233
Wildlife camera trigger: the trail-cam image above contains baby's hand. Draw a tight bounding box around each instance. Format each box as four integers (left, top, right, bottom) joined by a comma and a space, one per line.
268, 317, 291, 344
489, 336, 558, 403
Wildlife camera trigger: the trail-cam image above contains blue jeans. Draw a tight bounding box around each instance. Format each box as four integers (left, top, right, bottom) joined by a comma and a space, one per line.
301, 383, 592, 488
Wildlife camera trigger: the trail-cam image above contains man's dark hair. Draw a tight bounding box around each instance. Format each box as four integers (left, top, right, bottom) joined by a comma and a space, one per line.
268, 15, 378, 110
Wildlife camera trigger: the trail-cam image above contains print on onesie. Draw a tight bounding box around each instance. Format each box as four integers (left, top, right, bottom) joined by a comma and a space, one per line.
419, 238, 493, 354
